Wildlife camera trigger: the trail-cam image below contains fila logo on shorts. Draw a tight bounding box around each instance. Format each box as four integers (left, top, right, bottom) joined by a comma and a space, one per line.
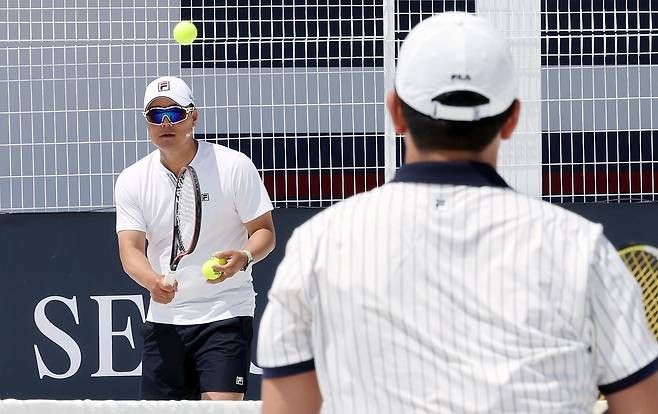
235, 376, 244, 385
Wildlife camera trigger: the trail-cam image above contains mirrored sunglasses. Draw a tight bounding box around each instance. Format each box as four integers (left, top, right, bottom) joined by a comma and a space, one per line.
143, 105, 195, 125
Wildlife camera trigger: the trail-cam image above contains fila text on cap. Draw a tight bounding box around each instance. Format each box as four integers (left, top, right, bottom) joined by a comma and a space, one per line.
395, 12, 516, 121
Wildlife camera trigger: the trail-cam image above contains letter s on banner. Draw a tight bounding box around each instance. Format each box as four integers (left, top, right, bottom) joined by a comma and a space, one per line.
33, 296, 82, 379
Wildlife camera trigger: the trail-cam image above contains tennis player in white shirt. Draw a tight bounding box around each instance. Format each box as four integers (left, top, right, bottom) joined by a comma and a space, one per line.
257, 12, 658, 414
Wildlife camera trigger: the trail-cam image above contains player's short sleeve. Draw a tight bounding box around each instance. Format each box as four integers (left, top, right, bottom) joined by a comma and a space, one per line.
114, 172, 146, 233
257, 225, 315, 378
233, 154, 273, 223
589, 235, 658, 394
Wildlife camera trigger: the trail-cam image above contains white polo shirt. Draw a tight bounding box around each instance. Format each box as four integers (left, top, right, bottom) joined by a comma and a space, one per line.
257, 161, 658, 413
115, 140, 273, 325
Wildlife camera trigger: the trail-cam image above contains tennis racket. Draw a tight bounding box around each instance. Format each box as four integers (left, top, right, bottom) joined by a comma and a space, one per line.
594, 244, 658, 414
618, 244, 658, 339
163, 165, 202, 286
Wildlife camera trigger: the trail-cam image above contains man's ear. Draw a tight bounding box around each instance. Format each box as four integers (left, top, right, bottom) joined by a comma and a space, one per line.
500, 100, 521, 140
387, 91, 408, 135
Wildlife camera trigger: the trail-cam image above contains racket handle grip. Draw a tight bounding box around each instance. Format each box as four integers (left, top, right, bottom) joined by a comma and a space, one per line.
164, 272, 177, 286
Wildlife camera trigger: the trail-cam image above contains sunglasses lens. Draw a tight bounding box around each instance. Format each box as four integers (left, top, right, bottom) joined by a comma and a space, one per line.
146, 107, 188, 124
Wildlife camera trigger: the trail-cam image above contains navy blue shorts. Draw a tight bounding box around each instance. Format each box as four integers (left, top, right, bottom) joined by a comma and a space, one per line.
140, 316, 253, 400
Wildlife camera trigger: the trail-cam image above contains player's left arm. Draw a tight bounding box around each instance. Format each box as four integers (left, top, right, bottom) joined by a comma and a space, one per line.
606, 371, 658, 414
590, 234, 658, 400
210, 154, 276, 281
209, 211, 275, 282
244, 211, 276, 263
262, 370, 322, 414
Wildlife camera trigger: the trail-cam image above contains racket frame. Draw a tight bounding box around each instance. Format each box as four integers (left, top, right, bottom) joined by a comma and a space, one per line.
618, 244, 658, 257
164, 165, 202, 285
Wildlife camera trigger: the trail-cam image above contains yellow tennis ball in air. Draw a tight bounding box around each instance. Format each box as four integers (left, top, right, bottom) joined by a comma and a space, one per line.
202, 257, 227, 280
173, 21, 197, 45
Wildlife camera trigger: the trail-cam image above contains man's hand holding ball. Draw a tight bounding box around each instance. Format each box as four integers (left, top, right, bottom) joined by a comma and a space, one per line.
202, 250, 252, 284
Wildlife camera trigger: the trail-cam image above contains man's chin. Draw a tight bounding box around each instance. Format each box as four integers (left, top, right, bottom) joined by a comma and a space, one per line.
153, 135, 181, 147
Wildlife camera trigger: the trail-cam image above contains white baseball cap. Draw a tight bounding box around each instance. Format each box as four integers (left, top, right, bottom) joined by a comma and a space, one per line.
395, 12, 516, 121
143, 76, 195, 110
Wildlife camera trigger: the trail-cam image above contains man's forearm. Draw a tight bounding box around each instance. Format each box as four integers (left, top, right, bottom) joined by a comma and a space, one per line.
606, 372, 658, 414
244, 227, 276, 263
262, 372, 322, 414
120, 246, 161, 290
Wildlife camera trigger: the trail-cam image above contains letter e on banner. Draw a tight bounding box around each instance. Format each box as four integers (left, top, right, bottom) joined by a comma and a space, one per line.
91, 295, 146, 377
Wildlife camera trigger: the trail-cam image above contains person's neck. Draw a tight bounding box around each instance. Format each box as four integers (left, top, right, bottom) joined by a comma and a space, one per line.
405, 149, 496, 167
403, 134, 499, 167
160, 139, 198, 176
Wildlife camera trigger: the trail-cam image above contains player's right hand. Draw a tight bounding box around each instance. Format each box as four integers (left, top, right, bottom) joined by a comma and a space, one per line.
150, 277, 178, 304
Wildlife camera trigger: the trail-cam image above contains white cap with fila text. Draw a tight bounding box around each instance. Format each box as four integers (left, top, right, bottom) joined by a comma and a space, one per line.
395, 12, 516, 121
143, 76, 195, 110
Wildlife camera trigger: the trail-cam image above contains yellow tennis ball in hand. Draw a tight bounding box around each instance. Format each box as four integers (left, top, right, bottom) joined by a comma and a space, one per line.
173, 21, 197, 45
201, 257, 227, 280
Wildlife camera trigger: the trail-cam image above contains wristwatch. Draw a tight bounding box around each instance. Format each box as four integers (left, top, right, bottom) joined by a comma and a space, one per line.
240, 250, 254, 271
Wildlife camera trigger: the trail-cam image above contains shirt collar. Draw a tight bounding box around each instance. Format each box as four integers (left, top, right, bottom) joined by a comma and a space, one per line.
188, 139, 203, 168
390, 161, 510, 188
156, 139, 204, 177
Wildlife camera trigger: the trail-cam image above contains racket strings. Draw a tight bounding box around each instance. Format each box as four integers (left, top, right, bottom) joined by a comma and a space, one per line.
176, 172, 199, 252
621, 250, 658, 338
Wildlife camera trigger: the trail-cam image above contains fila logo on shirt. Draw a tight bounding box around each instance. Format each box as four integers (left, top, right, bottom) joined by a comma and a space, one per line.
201, 193, 210, 202
158, 81, 170, 92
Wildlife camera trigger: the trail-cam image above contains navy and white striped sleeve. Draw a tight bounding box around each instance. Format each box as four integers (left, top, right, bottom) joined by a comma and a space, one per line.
257, 225, 315, 378
589, 235, 658, 394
